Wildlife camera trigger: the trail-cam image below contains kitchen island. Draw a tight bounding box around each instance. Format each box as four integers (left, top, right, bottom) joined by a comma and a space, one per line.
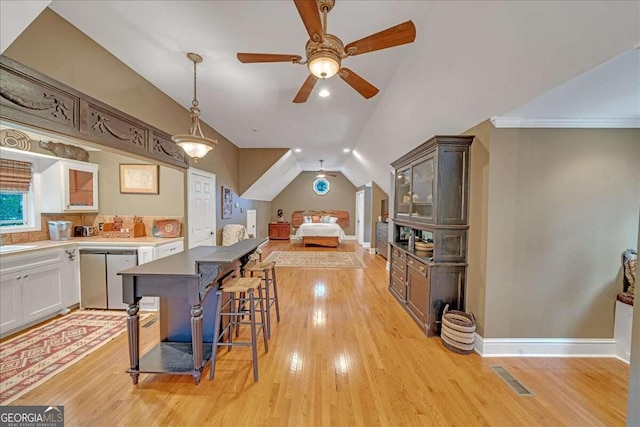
119, 238, 266, 385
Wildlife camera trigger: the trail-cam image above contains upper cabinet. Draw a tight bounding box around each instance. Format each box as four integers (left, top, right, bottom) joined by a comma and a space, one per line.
41, 160, 99, 212
392, 136, 472, 226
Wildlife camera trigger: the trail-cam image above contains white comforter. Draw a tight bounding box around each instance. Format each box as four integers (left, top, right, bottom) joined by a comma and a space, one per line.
295, 223, 346, 242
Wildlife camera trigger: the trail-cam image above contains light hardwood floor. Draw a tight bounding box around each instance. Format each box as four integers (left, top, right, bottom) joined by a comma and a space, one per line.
5, 241, 629, 426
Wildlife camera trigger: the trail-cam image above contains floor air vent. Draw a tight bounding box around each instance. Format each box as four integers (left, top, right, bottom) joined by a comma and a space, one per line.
142, 317, 159, 328
491, 366, 534, 396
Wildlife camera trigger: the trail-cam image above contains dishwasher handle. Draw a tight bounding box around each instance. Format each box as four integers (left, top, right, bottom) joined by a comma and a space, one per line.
80, 249, 138, 256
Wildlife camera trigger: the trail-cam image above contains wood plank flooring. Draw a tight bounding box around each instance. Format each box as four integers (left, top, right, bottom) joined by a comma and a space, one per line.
3, 241, 629, 426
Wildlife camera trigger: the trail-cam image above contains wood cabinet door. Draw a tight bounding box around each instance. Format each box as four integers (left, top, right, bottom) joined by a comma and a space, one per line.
407, 263, 429, 325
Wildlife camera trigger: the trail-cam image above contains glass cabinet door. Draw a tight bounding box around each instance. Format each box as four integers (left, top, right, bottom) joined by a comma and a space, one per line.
62, 162, 98, 211
410, 154, 434, 221
395, 167, 411, 218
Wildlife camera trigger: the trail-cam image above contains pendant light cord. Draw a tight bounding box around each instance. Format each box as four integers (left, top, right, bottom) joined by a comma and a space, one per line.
192, 59, 199, 108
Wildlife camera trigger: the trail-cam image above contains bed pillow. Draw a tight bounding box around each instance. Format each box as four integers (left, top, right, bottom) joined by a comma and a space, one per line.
329, 216, 339, 224
303, 215, 312, 223
311, 215, 321, 223
321, 215, 331, 223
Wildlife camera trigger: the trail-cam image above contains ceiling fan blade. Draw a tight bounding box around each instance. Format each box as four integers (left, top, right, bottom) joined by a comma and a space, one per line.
237, 53, 302, 63
338, 68, 379, 99
293, 74, 318, 103
294, 0, 323, 41
344, 20, 416, 56
327, 172, 339, 177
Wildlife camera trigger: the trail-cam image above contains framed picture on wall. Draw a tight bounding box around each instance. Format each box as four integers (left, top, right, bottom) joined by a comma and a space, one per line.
221, 186, 232, 219
119, 164, 159, 194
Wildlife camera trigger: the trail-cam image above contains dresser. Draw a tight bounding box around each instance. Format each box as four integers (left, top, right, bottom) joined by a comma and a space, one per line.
375, 222, 388, 259
269, 222, 290, 240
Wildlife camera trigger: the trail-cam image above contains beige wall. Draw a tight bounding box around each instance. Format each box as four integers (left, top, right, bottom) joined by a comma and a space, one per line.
463, 120, 491, 336
484, 128, 640, 338
238, 148, 289, 194
89, 151, 184, 217
272, 172, 356, 235
4, 8, 270, 241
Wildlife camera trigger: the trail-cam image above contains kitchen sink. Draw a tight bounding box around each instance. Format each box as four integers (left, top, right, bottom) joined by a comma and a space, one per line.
0, 245, 37, 253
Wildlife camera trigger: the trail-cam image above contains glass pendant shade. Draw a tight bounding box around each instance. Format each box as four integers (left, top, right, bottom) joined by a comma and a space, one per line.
172, 53, 218, 161
308, 52, 340, 79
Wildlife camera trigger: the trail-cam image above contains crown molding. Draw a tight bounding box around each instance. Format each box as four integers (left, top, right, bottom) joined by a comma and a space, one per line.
490, 116, 640, 129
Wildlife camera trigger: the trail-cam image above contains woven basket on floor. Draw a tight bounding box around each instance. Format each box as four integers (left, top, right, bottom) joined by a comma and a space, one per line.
441, 304, 476, 355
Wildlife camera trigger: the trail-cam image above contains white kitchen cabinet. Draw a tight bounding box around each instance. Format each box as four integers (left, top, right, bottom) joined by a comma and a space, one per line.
0, 245, 79, 337
0, 272, 23, 332
136, 241, 184, 311
156, 241, 184, 259
41, 160, 99, 213
60, 247, 80, 307
21, 263, 64, 323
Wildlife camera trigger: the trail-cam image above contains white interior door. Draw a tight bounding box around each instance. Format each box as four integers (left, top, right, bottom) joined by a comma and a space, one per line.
188, 168, 216, 248
356, 190, 365, 246
246, 209, 257, 238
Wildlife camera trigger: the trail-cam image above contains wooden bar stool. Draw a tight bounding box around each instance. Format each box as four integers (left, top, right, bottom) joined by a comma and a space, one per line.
210, 276, 268, 382
246, 261, 280, 339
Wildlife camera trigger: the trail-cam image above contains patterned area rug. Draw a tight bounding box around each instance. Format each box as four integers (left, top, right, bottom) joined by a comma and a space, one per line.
263, 251, 366, 268
0, 310, 151, 405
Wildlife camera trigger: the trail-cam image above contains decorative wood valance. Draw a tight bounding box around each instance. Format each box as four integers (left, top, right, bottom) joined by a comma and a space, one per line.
0, 55, 188, 169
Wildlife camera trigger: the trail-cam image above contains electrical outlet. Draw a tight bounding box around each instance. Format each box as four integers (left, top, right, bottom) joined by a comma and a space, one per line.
240, 207, 244, 213
98, 222, 104, 231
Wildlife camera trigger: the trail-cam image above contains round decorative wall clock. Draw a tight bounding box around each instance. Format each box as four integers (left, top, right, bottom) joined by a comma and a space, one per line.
313, 177, 330, 195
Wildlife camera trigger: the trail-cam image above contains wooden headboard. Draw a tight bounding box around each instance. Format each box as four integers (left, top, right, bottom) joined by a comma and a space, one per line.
292, 210, 349, 228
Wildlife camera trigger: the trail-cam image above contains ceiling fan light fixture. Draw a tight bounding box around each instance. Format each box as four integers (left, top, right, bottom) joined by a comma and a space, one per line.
308, 51, 341, 79
318, 89, 330, 97
171, 52, 218, 162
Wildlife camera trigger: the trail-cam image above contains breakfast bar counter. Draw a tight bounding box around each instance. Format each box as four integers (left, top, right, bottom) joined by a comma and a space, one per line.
119, 238, 266, 384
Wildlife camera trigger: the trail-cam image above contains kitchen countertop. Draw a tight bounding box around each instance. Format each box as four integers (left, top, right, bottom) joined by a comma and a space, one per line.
0, 236, 184, 257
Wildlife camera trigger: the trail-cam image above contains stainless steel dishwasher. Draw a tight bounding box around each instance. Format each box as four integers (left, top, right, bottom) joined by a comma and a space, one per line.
80, 249, 138, 309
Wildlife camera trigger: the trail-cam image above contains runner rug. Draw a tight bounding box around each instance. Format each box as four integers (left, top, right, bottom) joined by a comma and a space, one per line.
262, 251, 366, 268
0, 310, 151, 405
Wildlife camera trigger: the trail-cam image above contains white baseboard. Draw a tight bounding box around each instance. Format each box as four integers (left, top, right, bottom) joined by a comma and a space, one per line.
362, 242, 371, 249
343, 235, 356, 241
474, 333, 619, 359
369, 248, 376, 254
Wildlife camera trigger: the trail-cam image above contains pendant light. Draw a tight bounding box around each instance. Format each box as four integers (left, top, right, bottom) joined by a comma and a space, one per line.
171, 52, 218, 161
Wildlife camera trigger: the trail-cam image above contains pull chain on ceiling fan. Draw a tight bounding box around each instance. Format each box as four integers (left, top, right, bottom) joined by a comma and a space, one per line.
237, 0, 416, 103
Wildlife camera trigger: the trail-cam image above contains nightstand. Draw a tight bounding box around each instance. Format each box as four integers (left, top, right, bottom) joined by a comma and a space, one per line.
269, 222, 290, 240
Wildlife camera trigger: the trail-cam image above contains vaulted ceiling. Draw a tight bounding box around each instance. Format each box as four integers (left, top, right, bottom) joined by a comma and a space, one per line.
2, 1, 639, 196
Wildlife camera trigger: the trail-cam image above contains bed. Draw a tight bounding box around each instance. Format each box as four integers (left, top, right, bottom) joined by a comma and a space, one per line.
291, 210, 349, 247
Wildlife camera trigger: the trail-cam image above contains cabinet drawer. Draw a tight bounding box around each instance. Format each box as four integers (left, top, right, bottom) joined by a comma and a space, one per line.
390, 276, 406, 299
391, 267, 405, 284
407, 257, 428, 276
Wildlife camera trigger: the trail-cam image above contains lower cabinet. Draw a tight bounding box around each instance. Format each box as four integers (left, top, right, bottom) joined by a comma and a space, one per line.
137, 240, 185, 311
0, 246, 79, 337
389, 243, 465, 337
389, 246, 407, 301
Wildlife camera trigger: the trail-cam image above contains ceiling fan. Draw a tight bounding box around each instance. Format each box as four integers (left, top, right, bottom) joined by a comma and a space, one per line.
315, 160, 338, 178
237, 0, 416, 103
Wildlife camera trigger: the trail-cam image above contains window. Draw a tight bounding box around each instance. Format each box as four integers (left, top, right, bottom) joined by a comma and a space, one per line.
0, 192, 28, 226
0, 157, 39, 233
